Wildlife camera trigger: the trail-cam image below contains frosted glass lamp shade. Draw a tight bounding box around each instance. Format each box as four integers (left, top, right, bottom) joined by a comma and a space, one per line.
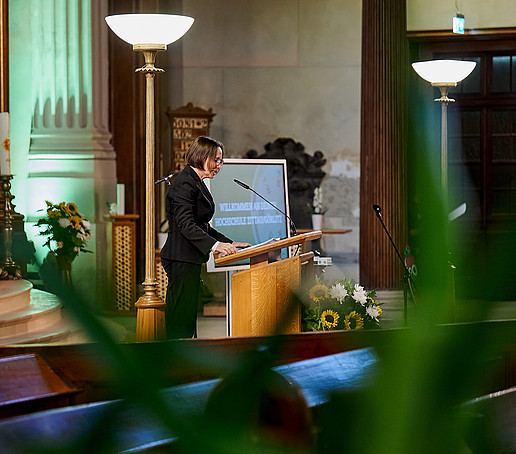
412, 59, 476, 85
105, 14, 194, 46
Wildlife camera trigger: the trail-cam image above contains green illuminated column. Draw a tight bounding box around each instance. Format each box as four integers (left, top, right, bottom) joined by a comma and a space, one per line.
26, 0, 116, 306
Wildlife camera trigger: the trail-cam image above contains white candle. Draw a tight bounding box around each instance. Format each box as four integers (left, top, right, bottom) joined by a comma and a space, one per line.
117, 183, 125, 215
0, 112, 10, 175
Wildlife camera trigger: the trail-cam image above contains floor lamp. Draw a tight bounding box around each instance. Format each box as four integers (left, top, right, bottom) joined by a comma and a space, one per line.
412, 59, 476, 197
106, 14, 194, 341
412, 59, 476, 319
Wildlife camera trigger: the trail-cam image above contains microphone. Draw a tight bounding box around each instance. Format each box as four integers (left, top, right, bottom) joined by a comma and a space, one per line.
372, 203, 409, 280
234, 179, 251, 190
234, 179, 297, 235
155, 172, 178, 185
371, 203, 417, 323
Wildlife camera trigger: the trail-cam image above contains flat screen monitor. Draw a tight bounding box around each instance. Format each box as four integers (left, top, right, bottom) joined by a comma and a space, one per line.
206, 158, 291, 272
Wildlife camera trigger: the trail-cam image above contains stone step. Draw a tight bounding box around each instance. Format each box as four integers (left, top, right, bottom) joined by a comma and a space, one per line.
0, 318, 87, 345
0, 280, 32, 315
0, 289, 62, 341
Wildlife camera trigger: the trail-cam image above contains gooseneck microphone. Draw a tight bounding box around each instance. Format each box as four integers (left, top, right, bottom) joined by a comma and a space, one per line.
234, 179, 251, 190
372, 203, 404, 265
371, 203, 417, 324
234, 179, 297, 235
155, 172, 178, 185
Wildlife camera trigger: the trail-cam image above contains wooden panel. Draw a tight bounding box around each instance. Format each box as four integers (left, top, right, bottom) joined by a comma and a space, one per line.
0, 320, 513, 413
360, 0, 408, 289
251, 265, 277, 335
0, 353, 79, 418
155, 252, 167, 301
276, 256, 301, 333
231, 256, 301, 337
111, 215, 139, 311
231, 270, 251, 336
165, 104, 215, 173
215, 231, 321, 267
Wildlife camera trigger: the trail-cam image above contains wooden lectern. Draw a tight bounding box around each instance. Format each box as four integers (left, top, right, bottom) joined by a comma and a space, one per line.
214, 230, 322, 337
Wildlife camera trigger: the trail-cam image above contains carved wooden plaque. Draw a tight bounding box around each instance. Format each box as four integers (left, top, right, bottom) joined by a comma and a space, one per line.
166, 103, 215, 172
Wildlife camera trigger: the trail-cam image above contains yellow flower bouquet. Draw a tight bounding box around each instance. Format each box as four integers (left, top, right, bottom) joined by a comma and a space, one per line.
302, 277, 382, 331
36, 201, 92, 263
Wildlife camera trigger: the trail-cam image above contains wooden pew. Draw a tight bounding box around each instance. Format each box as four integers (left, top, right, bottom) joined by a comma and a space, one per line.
0, 319, 515, 452
0, 354, 80, 419
0, 321, 514, 418
0, 329, 397, 408
462, 386, 516, 453
0, 348, 377, 453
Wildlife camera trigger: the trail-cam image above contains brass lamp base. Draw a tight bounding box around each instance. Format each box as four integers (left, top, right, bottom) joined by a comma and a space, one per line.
135, 281, 166, 341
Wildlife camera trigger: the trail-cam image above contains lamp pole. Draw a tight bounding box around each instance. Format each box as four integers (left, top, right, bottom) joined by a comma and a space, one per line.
106, 14, 194, 341
412, 60, 476, 321
134, 44, 167, 341
434, 84, 455, 198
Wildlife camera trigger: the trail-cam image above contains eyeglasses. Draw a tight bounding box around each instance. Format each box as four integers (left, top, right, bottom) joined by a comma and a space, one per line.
214, 158, 224, 166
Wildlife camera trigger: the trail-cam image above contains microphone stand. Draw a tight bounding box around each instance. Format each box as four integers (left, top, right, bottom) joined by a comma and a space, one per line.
234, 179, 297, 236
372, 204, 416, 326
155, 172, 178, 185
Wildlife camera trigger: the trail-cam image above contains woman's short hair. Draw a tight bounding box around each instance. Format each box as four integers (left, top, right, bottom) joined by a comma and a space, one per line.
186, 136, 224, 169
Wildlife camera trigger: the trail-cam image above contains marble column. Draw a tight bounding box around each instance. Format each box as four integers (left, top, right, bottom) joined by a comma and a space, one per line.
27, 0, 116, 306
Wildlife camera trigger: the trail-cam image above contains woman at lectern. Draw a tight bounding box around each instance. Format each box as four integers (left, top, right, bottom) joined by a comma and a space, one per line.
160, 136, 251, 339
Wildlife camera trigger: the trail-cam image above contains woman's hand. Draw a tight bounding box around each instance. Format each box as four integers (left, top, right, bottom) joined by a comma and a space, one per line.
232, 241, 252, 248
215, 242, 239, 256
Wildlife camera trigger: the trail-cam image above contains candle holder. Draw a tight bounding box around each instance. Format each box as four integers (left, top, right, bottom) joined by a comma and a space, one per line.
0, 175, 22, 279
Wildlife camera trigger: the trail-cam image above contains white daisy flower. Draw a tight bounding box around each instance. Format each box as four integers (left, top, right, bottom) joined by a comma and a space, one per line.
58, 218, 71, 228
366, 304, 381, 322
329, 283, 348, 303
352, 283, 368, 306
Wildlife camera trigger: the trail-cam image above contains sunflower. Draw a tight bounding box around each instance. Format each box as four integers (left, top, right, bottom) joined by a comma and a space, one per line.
344, 311, 364, 330
69, 215, 84, 230
309, 284, 329, 302
321, 310, 339, 329
47, 208, 59, 217
67, 202, 78, 214
59, 202, 68, 213
45, 200, 53, 207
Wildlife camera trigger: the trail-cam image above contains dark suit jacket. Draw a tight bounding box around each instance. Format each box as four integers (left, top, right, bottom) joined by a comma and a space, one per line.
160, 165, 232, 265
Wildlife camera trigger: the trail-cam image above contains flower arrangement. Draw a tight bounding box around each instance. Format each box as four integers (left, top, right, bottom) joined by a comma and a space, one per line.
302, 277, 382, 331
36, 201, 92, 263
309, 186, 327, 215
